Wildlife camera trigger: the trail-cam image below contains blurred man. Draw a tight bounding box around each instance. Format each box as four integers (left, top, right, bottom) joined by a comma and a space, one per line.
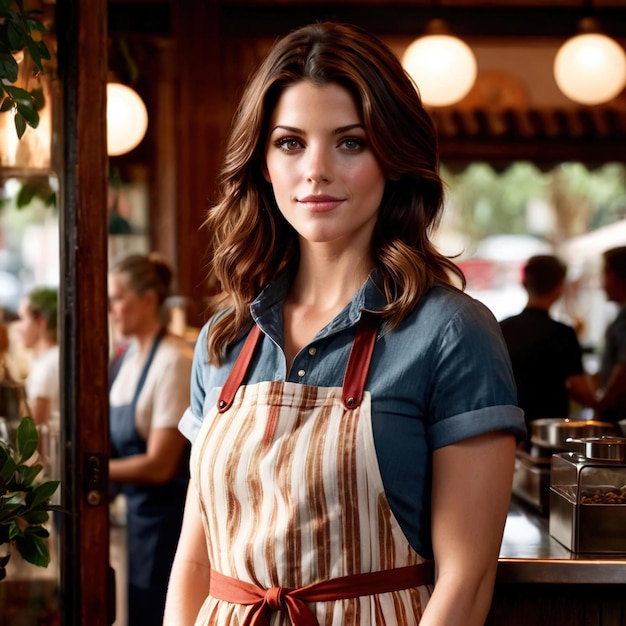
596, 246, 626, 430
500, 255, 596, 433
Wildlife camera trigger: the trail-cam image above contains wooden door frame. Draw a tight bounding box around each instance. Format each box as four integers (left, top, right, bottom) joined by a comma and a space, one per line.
56, 0, 112, 623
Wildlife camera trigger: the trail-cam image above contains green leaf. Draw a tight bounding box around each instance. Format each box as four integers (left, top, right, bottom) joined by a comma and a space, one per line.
6, 19, 25, 52
16, 417, 38, 463
24, 525, 49, 539
21, 510, 49, 525
26, 480, 59, 508
26, 37, 42, 71
20, 462, 43, 485
0, 97, 14, 112
8, 521, 19, 540
35, 39, 50, 62
3, 84, 33, 105
44, 190, 57, 207
0, 0, 13, 14
0, 497, 24, 522
0, 452, 17, 485
0, 502, 21, 523
16, 183, 37, 207
16, 101, 38, 128
0, 52, 19, 83
13, 108, 33, 137
15, 533, 50, 567
31, 85, 45, 110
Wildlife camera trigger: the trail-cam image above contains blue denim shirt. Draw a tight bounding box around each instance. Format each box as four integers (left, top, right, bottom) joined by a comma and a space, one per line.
180, 271, 526, 558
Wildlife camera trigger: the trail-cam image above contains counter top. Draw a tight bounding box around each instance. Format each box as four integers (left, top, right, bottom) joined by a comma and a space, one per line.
497, 496, 626, 584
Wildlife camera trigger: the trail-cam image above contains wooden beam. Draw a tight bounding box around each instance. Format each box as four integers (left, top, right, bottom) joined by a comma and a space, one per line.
56, 0, 112, 623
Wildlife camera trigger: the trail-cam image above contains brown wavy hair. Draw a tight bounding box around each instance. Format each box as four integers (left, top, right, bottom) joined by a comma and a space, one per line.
205, 21, 464, 365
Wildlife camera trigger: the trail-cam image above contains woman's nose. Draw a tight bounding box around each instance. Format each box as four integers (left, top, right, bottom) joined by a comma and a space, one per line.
306, 148, 332, 183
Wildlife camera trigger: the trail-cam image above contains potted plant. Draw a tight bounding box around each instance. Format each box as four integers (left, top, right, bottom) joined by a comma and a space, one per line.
0, 415, 61, 581
0, 0, 50, 138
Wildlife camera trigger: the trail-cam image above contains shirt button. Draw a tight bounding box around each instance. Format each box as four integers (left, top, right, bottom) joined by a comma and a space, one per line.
297, 369, 306, 378
308, 347, 317, 356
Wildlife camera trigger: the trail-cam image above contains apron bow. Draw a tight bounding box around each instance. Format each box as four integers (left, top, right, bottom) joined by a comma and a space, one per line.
209, 563, 434, 626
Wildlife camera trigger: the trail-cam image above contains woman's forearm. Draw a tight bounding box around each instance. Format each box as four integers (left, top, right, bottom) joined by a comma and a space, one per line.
419, 565, 497, 626
163, 557, 210, 625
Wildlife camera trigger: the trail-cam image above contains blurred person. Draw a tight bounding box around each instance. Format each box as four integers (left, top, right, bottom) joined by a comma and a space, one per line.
0, 320, 20, 382
15, 286, 59, 427
596, 246, 626, 429
164, 22, 525, 626
500, 255, 596, 433
108, 252, 193, 626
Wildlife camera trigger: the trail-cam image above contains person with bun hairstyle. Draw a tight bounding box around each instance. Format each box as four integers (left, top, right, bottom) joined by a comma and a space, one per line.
108, 252, 193, 626
164, 22, 525, 626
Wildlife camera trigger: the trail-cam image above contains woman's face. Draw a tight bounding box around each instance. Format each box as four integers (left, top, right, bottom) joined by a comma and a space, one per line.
264, 81, 386, 253
108, 272, 154, 339
16, 298, 42, 349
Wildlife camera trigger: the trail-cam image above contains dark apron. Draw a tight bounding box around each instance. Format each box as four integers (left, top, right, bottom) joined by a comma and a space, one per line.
110, 331, 189, 626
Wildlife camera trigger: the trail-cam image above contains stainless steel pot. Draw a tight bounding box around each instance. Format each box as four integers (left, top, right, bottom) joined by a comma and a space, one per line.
531, 418, 620, 450
565, 436, 626, 462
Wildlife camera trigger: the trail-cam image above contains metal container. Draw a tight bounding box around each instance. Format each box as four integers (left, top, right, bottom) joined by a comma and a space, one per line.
566, 436, 626, 462
531, 418, 620, 450
513, 419, 620, 514
549, 436, 626, 553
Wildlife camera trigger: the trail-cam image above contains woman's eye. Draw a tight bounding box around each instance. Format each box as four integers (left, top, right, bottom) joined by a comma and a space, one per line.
341, 138, 364, 151
275, 138, 302, 151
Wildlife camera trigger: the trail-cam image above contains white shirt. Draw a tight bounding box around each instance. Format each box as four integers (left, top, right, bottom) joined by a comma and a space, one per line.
109, 333, 193, 441
26, 344, 60, 424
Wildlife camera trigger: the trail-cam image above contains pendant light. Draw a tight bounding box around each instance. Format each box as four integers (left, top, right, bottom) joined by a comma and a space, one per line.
106, 82, 149, 156
554, 17, 626, 106
401, 18, 477, 107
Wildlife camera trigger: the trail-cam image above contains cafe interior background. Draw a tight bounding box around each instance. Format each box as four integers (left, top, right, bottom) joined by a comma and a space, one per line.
0, 0, 626, 624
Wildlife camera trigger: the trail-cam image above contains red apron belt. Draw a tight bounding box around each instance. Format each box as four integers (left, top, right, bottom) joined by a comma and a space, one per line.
208, 562, 435, 626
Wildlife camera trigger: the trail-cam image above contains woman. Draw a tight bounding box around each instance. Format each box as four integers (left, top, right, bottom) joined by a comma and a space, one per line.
164, 22, 525, 626
108, 252, 193, 626
16, 286, 59, 427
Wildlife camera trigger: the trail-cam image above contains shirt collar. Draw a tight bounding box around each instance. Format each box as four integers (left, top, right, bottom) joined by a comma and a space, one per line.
250, 267, 388, 339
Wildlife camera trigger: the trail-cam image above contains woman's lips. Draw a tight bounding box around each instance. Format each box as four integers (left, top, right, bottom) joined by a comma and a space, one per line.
297, 195, 343, 213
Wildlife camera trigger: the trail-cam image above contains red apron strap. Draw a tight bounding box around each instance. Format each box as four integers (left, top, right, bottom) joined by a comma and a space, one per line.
217, 312, 380, 413
209, 562, 434, 626
342, 312, 380, 410
217, 324, 263, 413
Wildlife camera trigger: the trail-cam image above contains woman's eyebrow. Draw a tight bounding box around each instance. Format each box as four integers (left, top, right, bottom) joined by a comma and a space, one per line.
269, 123, 365, 135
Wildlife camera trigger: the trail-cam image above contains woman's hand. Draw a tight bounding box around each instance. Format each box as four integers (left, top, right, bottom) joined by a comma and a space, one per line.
109, 426, 189, 484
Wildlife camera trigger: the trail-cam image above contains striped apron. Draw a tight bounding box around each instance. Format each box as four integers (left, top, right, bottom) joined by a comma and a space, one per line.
190, 314, 434, 625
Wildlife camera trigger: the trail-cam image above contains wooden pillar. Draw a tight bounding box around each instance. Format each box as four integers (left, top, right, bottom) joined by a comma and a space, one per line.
56, 0, 111, 622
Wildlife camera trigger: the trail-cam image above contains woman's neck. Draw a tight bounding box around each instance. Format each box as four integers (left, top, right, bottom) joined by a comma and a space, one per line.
290, 242, 374, 313
133, 319, 164, 355
281, 245, 374, 368
33, 335, 57, 357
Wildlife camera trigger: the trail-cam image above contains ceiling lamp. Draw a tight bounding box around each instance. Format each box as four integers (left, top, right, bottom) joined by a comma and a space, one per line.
106, 82, 149, 156
401, 18, 477, 107
554, 17, 626, 106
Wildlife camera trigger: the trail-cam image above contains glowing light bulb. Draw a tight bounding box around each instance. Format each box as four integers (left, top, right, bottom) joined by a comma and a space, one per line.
106, 83, 148, 156
554, 33, 626, 105
402, 34, 477, 107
